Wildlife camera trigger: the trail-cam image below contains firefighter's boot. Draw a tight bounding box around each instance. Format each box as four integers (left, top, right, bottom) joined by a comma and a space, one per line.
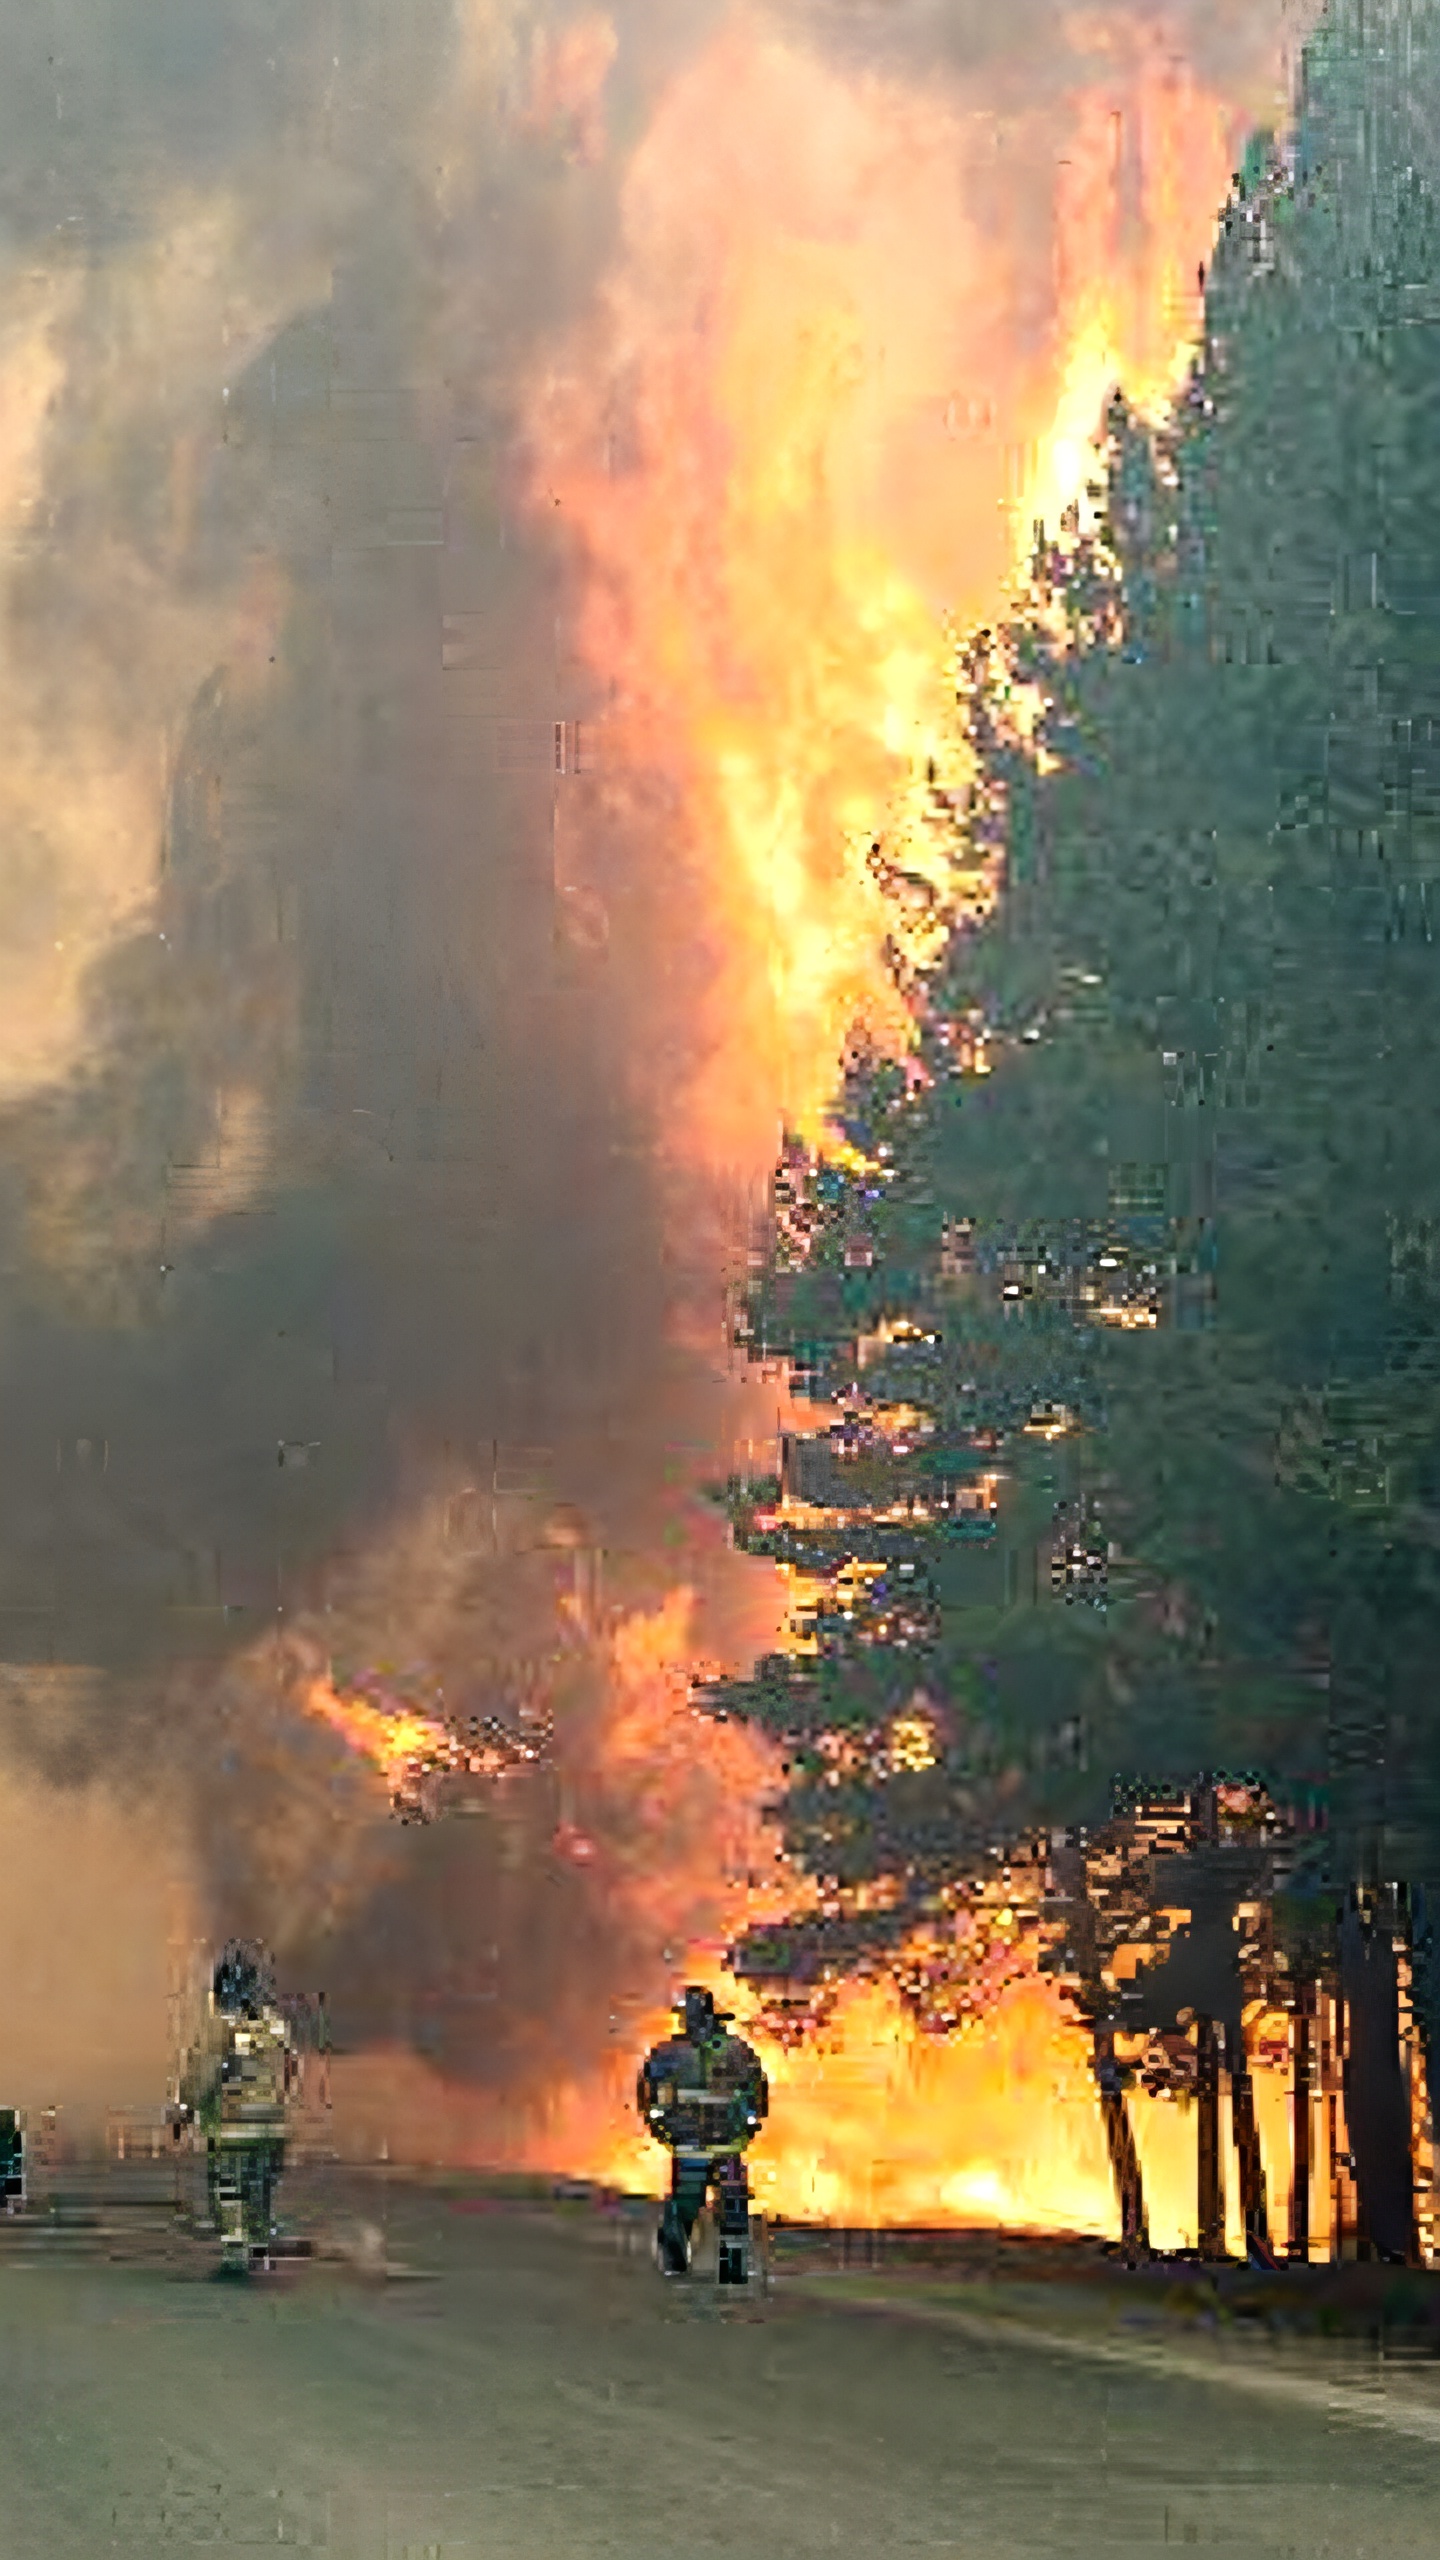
214, 2164, 250, 2277
715, 2157, 750, 2286
655, 2198, 690, 2276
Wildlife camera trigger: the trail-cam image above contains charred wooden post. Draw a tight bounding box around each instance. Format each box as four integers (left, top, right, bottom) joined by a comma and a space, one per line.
1196, 2014, 1225, 2258
1226, 2018, 1271, 2262
1191, 1782, 1225, 2258
1047, 1832, 1149, 2261
1093, 2020, 1149, 2263
1340, 1887, 1418, 2264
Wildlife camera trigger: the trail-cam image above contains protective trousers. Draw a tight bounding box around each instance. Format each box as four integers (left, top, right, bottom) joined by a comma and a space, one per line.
659, 2150, 751, 2282
207, 2138, 284, 2261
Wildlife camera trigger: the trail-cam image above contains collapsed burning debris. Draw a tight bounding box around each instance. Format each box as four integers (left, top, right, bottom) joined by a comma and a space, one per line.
297, 1662, 550, 1825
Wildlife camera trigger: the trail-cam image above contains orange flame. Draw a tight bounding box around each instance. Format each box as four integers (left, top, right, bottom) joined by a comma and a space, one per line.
300, 1594, 1299, 2248
299, 1672, 525, 1817
1017, 22, 1244, 544
514, 10, 618, 168
507, 1954, 1299, 2252
438, 14, 1300, 2237
594, 1974, 1117, 2233
479, 1536, 1306, 2247
574, 1587, 793, 1960
527, 16, 1256, 1181
529, 22, 999, 1174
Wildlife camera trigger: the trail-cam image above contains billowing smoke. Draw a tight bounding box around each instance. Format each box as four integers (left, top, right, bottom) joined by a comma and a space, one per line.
766, 0, 1304, 97
0, 0, 1304, 2142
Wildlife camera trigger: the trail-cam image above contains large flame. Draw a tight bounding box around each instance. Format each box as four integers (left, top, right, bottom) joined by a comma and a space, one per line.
373, 10, 1294, 2238
1016, 24, 1243, 541
578, 1973, 1286, 2251
531, 1619, 1295, 2249
527, 12, 1250, 1177
530, 21, 996, 1172
299, 1670, 535, 1820
305, 1585, 1299, 2248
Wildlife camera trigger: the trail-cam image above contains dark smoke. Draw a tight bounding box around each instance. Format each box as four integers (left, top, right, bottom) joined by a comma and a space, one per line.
766, 0, 1307, 98
0, 0, 769, 2116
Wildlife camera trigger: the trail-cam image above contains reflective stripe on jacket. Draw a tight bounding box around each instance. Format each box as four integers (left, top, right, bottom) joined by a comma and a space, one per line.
636, 2030, 769, 2158
179, 2004, 292, 2141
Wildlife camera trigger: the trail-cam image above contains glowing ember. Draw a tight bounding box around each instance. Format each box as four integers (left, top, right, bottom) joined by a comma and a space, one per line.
887, 1710, 938, 1776
299, 1671, 533, 1821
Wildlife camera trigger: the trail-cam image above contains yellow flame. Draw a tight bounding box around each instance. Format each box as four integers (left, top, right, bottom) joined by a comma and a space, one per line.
299, 1674, 515, 1807
1015, 32, 1242, 553
888, 1712, 938, 1775
506, 18, 1282, 2239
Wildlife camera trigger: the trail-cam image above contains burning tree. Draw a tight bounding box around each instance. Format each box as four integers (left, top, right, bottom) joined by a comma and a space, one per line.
702, 1029, 1197, 2235
1056, 1780, 1298, 2267
707, 1, 1440, 2257
982, 10, 1440, 2255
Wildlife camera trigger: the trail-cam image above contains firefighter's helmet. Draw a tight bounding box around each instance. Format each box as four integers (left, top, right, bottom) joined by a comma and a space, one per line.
678, 1984, 731, 2041
212, 1940, 270, 2017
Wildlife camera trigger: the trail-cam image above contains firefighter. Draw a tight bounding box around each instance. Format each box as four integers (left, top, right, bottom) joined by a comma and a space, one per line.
636, 1984, 768, 2284
174, 1941, 295, 2273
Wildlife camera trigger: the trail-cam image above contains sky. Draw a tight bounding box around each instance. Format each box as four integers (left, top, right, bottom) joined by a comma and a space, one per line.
0, 0, 1307, 2137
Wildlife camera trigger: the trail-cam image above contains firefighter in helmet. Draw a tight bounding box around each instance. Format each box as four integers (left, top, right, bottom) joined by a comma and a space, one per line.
174, 1941, 295, 2272
636, 1984, 768, 2283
